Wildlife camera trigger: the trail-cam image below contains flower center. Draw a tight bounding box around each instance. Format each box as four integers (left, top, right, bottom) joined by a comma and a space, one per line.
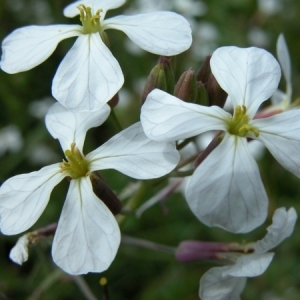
60, 143, 90, 179
78, 4, 102, 34
227, 105, 259, 137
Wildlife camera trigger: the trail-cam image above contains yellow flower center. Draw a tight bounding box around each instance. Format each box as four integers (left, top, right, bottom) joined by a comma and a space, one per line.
60, 143, 90, 179
78, 4, 102, 34
227, 105, 259, 137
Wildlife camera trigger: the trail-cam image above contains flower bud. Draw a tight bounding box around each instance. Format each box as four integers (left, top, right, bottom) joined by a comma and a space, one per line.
107, 93, 119, 108
196, 81, 209, 106
175, 240, 233, 262
206, 74, 227, 108
90, 172, 122, 215
174, 69, 198, 102
196, 55, 211, 83
141, 56, 174, 104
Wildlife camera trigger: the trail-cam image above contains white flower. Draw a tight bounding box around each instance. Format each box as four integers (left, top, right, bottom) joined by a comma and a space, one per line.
200, 207, 297, 300
0, 0, 192, 111
0, 102, 179, 275
271, 34, 292, 110
141, 46, 300, 233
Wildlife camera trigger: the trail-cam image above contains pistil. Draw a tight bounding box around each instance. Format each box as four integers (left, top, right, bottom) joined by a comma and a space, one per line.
78, 4, 102, 34
227, 105, 259, 137
60, 143, 89, 179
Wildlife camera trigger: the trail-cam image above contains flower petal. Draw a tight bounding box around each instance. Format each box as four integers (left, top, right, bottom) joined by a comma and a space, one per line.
64, 0, 126, 18
103, 12, 192, 55
9, 234, 30, 265
186, 134, 268, 233
252, 109, 300, 177
45, 102, 110, 152
87, 122, 180, 179
0, 164, 64, 235
210, 46, 281, 118
254, 207, 297, 253
141, 89, 229, 142
277, 34, 292, 93
223, 253, 274, 278
1, 25, 81, 74
200, 266, 247, 300
52, 33, 124, 111
52, 177, 120, 275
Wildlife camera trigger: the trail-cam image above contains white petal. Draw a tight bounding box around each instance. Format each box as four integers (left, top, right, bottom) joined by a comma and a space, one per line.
186, 134, 268, 233
52, 177, 120, 275
87, 122, 180, 179
270, 89, 286, 106
254, 207, 297, 253
9, 234, 30, 265
103, 12, 192, 55
64, 0, 126, 18
210, 46, 281, 118
200, 266, 247, 300
252, 109, 300, 177
277, 34, 292, 89
52, 33, 124, 111
45, 102, 110, 152
0, 164, 64, 235
1, 25, 81, 74
223, 253, 274, 278
141, 89, 229, 142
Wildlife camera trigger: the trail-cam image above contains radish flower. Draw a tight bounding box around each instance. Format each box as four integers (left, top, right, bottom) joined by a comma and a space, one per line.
0, 102, 179, 275
0, 0, 192, 111
141, 46, 300, 233
200, 207, 297, 300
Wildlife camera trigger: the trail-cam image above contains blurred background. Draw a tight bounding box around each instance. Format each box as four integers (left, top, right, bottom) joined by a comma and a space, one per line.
0, 0, 300, 299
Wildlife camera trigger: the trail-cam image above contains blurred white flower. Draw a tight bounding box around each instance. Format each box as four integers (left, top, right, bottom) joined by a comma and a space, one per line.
28, 97, 55, 119
258, 0, 282, 15
0, 125, 23, 156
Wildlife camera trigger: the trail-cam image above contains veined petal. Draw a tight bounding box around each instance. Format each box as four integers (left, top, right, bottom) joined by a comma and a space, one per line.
64, 0, 126, 18
141, 89, 228, 142
0, 164, 64, 235
186, 134, 267, 233
52, 177, 120, 275
210, 46, 281, 118
223, 253, 274, 278
252, 109, 300, 177
200, 266, 247, 300
52, 33, 124, 111
254, 207, 297, 254
45, 102, 110, 152
1, 25, 82, 74
87, 122, 180, 179
103, 12, 192, 55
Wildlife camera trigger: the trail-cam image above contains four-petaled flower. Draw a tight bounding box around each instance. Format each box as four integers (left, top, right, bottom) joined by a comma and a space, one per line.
0, 102, 179, 275
0, 0, 192, 111
199, 207, 297, 300
141, 46, 300, 233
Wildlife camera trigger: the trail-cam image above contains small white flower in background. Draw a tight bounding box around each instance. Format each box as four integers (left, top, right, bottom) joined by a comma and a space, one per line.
141, 46, 300, 233
1, 0, 192, 111
0, 125, 23, 156
271, 34, 293, 111
9, 234, 30, 265
0, 102, 179, 275
199, 207, 297, 300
